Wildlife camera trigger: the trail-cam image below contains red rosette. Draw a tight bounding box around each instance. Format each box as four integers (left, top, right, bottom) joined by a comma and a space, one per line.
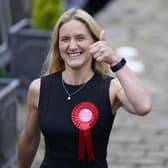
71, 102, 99, 161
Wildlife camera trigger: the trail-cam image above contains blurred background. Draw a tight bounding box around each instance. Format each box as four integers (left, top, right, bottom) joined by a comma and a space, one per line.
0, 0, 168, 167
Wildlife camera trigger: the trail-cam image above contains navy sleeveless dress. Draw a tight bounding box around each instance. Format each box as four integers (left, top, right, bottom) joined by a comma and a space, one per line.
38, 72, 116, 168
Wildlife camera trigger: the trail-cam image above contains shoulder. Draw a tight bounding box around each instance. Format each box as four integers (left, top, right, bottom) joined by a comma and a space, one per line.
101, 75, 115, 88
110, 78, 121, 90
29, 78, 41, 94
97, 73, 114, 83
28, 79, 41, 108
41, 72, 61, 80
39, 72, 60, 89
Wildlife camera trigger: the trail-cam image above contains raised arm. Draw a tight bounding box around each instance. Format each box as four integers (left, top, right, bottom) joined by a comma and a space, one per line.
90, 30, 152, 115
110, 65, 152, 115
18, 79, 41, 168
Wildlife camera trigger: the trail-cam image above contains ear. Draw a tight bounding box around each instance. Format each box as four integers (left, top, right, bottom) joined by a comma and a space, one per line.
99, 30, 106, 41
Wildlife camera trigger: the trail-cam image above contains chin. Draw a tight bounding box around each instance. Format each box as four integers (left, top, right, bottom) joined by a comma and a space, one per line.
68, 61, 84, 68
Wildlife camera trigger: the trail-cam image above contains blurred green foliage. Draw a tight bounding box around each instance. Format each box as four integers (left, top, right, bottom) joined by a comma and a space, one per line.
32, 0, 62, 31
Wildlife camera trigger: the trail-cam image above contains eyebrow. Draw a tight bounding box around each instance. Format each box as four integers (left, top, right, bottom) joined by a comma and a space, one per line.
59, 33, 87, 39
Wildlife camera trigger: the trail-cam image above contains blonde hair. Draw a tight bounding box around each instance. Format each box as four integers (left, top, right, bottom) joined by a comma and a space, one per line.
43, 8, 111, 76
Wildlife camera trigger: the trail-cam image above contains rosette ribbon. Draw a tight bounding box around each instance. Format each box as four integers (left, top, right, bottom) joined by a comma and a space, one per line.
71, 102, 99, 161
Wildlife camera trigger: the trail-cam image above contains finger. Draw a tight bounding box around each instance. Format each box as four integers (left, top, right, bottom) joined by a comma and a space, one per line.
90, 43, 101, 54
92, 49, 103, 59
90, 41, 105, 51
99, 30, 106, 41
96, 56, 104, 62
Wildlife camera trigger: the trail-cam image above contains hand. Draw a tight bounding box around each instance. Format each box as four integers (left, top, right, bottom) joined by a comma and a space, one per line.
90, 30, 120, 65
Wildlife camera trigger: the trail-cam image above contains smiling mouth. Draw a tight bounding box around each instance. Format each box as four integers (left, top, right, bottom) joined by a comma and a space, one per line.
68, 52, 82, 58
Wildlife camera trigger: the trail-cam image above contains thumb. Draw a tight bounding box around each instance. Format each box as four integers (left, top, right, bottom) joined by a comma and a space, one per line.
99, 30, 106, 41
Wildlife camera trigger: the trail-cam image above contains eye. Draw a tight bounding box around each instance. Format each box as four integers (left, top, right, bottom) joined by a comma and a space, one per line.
60, 36, 70, 42
77, 35, 85, 41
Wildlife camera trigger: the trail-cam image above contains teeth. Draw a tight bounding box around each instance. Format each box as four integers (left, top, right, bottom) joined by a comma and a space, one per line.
68, 52, 81, 57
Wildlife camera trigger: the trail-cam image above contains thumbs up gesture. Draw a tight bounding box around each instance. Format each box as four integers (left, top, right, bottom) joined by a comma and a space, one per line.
99, 30, 106, 41
90, 30, 120, 65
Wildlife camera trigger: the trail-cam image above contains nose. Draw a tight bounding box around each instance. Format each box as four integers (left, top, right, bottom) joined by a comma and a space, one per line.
69, 39, 78, 50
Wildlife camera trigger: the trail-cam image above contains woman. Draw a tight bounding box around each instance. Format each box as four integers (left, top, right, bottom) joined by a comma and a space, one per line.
18, 8, 152, 168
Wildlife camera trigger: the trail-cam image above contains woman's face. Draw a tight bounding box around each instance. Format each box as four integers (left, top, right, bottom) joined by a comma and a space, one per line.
59, 19, 94, 69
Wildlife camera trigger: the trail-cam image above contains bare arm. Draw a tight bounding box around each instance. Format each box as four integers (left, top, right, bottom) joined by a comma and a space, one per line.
18, 79, 41, 168
114, 65, 152, 115
109, 66, 152, 115
90, 31, 152, 115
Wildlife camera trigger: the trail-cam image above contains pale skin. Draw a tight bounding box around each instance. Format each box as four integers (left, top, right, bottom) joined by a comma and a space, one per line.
18, 19, 152, 167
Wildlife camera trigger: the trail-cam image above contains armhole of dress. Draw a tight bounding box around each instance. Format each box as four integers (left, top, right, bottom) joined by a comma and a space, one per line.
107, 76, 116, 117
38, 77, 43, 112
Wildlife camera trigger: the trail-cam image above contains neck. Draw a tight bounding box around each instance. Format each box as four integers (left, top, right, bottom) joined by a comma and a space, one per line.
62, 68, 94, 85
